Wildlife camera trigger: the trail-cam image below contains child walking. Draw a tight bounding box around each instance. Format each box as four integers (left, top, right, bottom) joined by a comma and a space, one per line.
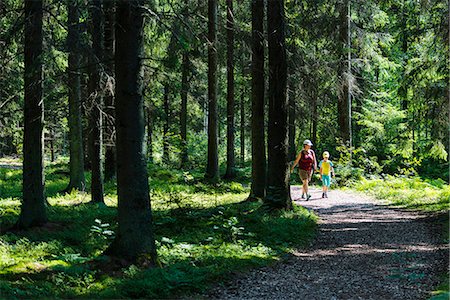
319, 151, 335, 198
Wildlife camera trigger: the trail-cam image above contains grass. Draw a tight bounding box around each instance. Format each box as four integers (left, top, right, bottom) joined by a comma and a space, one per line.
0, 162, 317, 299
352, 175, 449, 212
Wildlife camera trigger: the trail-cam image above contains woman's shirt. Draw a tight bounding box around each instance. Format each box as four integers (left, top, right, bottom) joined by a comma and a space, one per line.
299, 150, 314, 171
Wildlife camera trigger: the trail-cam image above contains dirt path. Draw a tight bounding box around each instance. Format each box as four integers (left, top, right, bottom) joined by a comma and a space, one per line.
0, 164, 21, 170
206, 186, 448, 300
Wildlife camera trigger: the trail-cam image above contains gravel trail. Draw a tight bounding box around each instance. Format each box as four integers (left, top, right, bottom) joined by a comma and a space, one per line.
205, 186, 448, 300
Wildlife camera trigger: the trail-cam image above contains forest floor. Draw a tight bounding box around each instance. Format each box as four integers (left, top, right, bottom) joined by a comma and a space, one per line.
204, 186, 449, 300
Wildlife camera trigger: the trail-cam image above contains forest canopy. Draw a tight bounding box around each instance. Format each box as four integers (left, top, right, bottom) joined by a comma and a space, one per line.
0, 0, 448, 182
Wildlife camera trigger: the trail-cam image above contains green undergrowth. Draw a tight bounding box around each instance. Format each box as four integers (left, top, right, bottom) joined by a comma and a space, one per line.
352, 175, 449, 212
0, 163, 317, 299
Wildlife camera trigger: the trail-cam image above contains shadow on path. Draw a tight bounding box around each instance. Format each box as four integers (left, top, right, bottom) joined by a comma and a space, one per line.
206, 187, 448, 300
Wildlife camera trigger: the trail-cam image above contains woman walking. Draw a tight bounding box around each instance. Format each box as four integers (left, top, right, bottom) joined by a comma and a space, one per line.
291, 139, 317, 200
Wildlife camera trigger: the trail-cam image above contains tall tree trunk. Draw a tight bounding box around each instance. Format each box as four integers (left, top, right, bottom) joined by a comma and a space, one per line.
180, 51, 189, 168
288, 80, 296, 161
146, 106, 154, 164
50, 128, 55, 162
17, 0, 47, 228
240, 87, 245, 167
106, 0, 157, 264
82, 69, 92, 171
163, 84, 170, 164
65, 0, 85, 192
337, 0, 350, 145
311, 86, 318, 148
104, 0, 116, 181
206, 0, 219, 182
224, 0, 235, 179
400, 0, 408, 111
448, 0, 450, 184
248, 0, 266, 200
264, 0, 291, 210
88, 0, 104, 204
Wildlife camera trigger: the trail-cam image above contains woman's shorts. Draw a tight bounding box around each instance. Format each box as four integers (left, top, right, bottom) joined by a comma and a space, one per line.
322, 175, 331, 187
299, 169, 312, 181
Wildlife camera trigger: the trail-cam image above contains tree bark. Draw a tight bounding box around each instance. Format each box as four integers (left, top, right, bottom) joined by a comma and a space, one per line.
104, 0, 116, 181
206, 0, 219, 182
17, 0, 47, 228
106, 0, 157, 264
224, 0, 235, 179
88, 0, 104, 204
264, 0, 291, 210
65, 0, 86, 192
248, 0, 266, 200
180, 51, 189, 168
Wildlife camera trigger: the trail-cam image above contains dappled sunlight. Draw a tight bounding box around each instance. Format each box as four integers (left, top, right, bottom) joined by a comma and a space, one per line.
0, 168, 316, 298
293, 243, 446, 258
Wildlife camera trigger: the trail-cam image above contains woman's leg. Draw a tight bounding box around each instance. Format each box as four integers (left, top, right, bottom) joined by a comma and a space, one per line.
302, 179, 308, 196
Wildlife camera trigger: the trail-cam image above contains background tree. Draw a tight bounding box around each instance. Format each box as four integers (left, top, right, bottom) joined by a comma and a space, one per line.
337, 0, 351, 146
106, 0, 157, 263
224, 0, 236, 179
205, 0, 219, 182
248, 0, 266, 200
17, 0, 47, 228
88, 0, 104, 204
162, 84, 170, 164
264, 0, 291, 210
180, 50, 189, 168
103, 0, 116, 181
65, 0, 85, 192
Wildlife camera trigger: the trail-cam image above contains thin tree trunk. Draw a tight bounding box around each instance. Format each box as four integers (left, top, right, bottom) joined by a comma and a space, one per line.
104, 0, 116, 181
264, 0, 291, 210
248, 0, 266, 200
206, 0, 219, 182
163, 84, 170, 164
240, 87, 245, 167
50, 128, 55, 162
146, 106, 154, 164
82, 69, 92, 171
337, 0, 350, 145
311, 86, 318, 148
224, 0, 235, 179
88, 0, 104, 204
17, 0, 47, 228
448, 0, 450, 184
65, 0, 85, 192
106, 0, 157, 264
400, 0, 408, 111
288, 80, 296, 161
180, 51, 189, 168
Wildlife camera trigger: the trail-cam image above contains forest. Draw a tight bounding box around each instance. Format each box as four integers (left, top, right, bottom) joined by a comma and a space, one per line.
0, 0, 449, 299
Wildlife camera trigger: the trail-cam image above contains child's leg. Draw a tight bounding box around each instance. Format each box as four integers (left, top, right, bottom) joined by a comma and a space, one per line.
323, 176, 330, 195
